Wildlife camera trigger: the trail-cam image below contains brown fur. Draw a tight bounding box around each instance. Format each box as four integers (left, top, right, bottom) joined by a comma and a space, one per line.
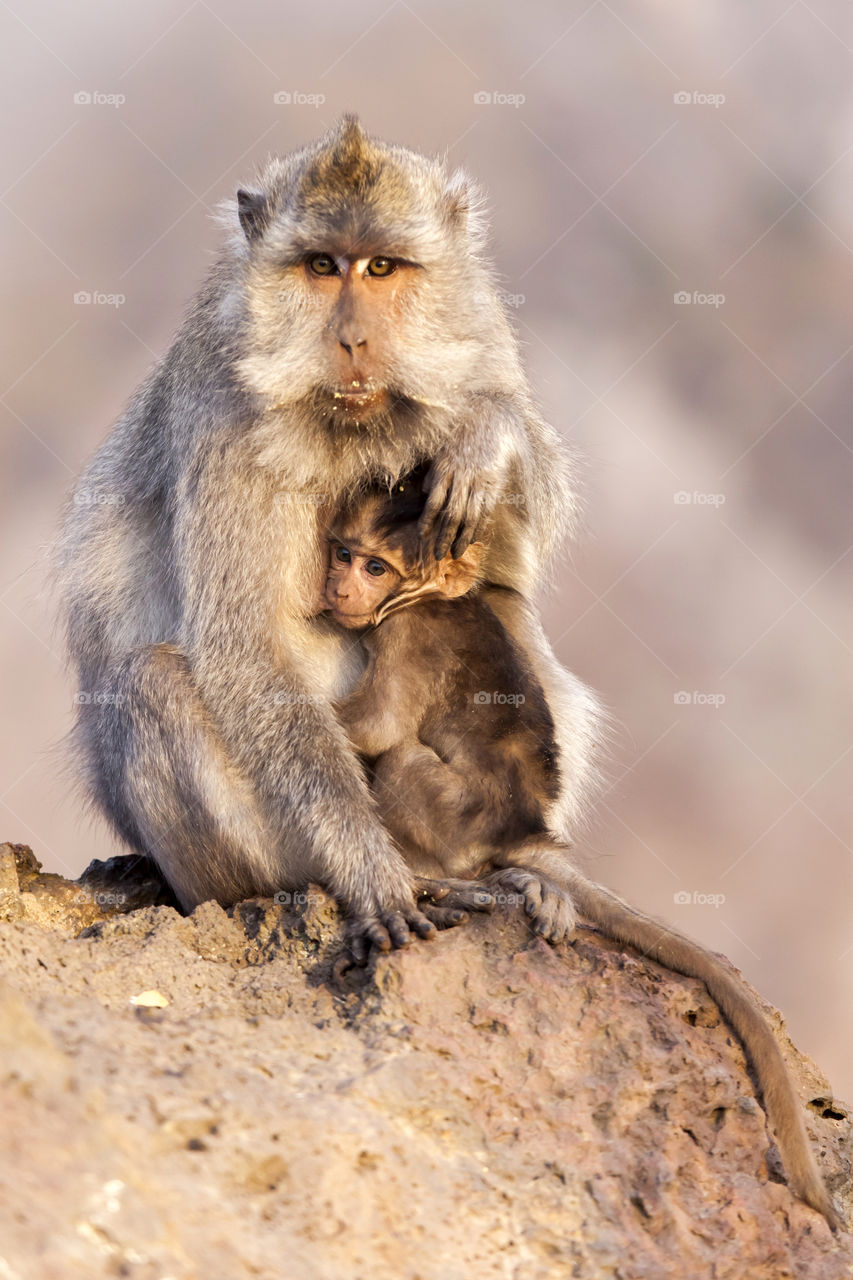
329, 482, 840, 1229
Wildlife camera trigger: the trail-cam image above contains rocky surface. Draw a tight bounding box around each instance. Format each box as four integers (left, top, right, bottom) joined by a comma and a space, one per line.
0, 841, 851, 1279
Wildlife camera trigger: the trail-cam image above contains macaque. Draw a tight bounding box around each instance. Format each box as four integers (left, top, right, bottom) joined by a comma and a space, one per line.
58, 116, 599, 955
323, 477, 840, 1229
55, 114, 836, 1225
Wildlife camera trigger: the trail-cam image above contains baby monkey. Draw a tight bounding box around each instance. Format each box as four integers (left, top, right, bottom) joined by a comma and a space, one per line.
325, 475, 574, 941
323, 474, 840, 1229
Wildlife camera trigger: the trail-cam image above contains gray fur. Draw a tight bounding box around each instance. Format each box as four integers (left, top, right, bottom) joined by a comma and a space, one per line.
56, 115, 602, 944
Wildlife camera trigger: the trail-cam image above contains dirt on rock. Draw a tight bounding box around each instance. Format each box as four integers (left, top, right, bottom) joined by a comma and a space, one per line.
0, 841, 850, 1279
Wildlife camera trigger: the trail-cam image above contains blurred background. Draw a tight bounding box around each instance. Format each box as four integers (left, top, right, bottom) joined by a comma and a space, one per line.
2, 2, 852, 1097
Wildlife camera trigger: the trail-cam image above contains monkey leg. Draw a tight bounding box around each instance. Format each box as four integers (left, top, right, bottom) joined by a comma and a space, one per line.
79, 644, 457, 955
370, 742, 491, 875
80, 644, 285, 911
365, 745, 495, 924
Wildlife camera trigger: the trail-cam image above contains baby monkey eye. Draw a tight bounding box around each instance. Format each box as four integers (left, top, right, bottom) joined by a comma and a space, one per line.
309, 253, 338, 276
365, 559, 387, 576
366, 256, 395, 277
334, 545, 352, 563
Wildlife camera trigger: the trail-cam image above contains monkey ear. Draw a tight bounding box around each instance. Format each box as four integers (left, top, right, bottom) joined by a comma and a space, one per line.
237, 188, 269, 242
437, 543, 483, 598
442, 169, 487, 249
442, 170, 471, 228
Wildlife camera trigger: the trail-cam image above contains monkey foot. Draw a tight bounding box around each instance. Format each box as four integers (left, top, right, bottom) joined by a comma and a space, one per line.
488, 867, 577, 943
344, 902, 440, 966
342, 880, 495, 967
414, 876, 495, 927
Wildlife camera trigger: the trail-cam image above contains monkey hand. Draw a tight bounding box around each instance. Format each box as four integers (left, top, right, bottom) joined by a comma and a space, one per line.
343, 880, 495, 966
418, 446, 506, 562
414, 876, 495, 927
344, 899, 442, 967
488, 867, 577, 943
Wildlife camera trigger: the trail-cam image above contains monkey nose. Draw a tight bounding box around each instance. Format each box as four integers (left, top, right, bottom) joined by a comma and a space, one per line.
339, 337, 366, 357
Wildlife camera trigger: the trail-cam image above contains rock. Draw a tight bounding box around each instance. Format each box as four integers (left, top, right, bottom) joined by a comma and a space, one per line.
76, 851, 181, 913
0, 843, 178, 932
0, 845, 850, 1279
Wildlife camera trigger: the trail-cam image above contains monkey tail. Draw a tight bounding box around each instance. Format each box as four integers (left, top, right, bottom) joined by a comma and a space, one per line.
566, 873, 840, 1229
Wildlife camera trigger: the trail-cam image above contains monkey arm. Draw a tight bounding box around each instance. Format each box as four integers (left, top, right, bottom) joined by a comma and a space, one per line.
173, 440, 437, 946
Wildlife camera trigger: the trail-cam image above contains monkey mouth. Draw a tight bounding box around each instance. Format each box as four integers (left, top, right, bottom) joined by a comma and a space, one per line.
326, 606, 372, 629
322, 589, 372, 628
328, 383, 390, 418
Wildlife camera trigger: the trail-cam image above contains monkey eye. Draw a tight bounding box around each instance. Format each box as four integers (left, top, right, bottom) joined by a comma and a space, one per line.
334, 545, 352, 563
309, 253, 338, 276
366, 256, 396, 278
365, 558, 387, 577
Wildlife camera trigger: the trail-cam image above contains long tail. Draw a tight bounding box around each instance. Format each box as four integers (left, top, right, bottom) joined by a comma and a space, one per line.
567, 871, 839, 1228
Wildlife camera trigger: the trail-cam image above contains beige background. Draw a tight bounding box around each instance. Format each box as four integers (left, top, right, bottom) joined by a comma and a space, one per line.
2, 3, 852, 1098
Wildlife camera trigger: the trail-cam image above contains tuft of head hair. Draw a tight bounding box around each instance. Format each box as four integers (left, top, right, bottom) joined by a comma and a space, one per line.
219, 115, 490, 267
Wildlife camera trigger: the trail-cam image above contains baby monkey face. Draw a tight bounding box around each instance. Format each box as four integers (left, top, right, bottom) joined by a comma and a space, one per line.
324, 497, 484, 629
324, 538, 403, 628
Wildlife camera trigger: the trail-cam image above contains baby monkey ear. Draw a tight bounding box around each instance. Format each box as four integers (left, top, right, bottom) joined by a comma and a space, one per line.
237, 187, 270, 242
436, 542, 483, 598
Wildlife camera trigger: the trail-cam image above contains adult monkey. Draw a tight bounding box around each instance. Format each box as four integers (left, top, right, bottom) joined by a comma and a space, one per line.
58, 115, 601, 952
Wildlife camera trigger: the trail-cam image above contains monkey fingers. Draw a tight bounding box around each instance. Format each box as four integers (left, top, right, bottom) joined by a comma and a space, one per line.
416, 463, 452, 561
414, 876, 495, 914
489, 867, 577, 943
417, 466, 474, 561
419, 905, 469, 928
345, 903, 440, 964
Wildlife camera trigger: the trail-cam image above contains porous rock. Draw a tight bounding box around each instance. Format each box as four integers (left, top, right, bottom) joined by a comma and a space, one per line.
0, 843, 850, 1279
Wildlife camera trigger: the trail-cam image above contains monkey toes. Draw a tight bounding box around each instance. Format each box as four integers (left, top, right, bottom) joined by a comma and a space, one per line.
489, 867, 577, 943
344, 881, 496, 966
345, 903, 439, 966
414, 876, 495, 925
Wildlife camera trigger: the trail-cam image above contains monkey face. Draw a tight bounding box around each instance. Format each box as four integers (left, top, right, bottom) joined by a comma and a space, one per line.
324, 508, 485, 628
304, 252, 421, 421
234, 118, 510, 423
324, 540, 401, 628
